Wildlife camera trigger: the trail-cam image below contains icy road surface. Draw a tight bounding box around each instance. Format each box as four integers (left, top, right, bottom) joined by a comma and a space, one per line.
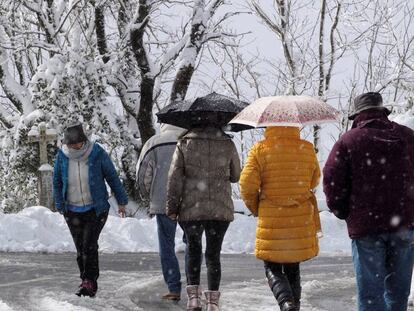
0, 252, 407, 311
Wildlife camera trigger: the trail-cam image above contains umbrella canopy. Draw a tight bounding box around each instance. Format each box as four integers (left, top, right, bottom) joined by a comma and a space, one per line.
228, 95, 340, 131
157, 92, 249, 129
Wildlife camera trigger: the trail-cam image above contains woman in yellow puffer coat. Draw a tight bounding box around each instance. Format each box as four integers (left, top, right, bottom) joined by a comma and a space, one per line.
240, 126, 321, 311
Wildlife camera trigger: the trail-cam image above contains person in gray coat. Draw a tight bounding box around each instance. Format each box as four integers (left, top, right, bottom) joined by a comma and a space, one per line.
166, 126, 241, 311
136, 124, 185, 301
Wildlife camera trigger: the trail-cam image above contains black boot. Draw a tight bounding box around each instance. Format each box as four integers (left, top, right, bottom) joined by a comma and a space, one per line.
285, 265, 301, 311
76, 279, 97, 297
75, 281, 84, 296
265, 266, 295, 307
280, 300, 296, 311
289, 276, 302, 311
290, 280, 301, 310
280, 301, 297, 311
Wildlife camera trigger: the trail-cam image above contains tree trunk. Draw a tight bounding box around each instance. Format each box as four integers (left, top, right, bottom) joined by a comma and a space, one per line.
170, 65, 196, 102
314, 0, 327, 154
136, 76, 156, 143
130, 0, 156, 145
170, 2, 208, 102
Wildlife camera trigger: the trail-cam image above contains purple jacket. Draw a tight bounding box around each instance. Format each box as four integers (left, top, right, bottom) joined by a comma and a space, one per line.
323, 110, 414, 238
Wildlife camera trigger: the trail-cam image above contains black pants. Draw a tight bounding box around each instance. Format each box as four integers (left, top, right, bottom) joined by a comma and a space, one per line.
264, 261, 301, 307
65, 209, 108, 282
180, 220, 229, 291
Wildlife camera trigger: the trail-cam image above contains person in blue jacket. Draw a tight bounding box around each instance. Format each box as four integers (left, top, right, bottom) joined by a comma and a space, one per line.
53, 123, 128, 297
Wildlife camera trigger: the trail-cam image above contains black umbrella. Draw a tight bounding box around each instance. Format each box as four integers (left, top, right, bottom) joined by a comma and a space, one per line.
156, 92, 249, 129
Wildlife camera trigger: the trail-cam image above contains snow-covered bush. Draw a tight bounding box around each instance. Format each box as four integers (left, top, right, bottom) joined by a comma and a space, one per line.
0, 121, 41, 212
0, 51, 131, 212
31, 52, 119, 139
0, 1, 243, 212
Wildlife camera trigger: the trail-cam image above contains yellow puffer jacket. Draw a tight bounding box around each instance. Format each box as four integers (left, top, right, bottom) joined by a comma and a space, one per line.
240, 127, 321, 263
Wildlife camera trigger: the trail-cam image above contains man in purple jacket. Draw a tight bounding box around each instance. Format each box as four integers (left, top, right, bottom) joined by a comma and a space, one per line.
323, 92, 414, 311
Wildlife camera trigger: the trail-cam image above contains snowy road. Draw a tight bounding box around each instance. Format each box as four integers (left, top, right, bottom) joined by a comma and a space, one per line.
0, 252, 406, 311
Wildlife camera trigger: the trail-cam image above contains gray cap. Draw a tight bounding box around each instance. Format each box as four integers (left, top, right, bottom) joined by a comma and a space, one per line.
348, 92, 391, 120
63, 123, 88, 145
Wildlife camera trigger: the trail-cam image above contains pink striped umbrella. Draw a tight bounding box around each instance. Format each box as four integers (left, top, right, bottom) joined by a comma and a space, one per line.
228, 95, 340, 131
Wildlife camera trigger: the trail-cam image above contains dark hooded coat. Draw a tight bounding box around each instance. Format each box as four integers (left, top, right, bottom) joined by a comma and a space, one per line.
323, 109, 414, 238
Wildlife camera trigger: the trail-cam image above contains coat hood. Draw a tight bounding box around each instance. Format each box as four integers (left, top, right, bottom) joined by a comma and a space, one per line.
182, 127, 230, 141
137, 124, 185, 169
160, 123, 185, 134
264, 126, 300, 139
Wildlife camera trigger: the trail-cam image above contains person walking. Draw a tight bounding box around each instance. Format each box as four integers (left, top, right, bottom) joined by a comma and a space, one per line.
166, 126, 241, 311
136, 124, 185, 301
240, 126, 321, 311
323, 92, 414, 311
53, 123, 128, 297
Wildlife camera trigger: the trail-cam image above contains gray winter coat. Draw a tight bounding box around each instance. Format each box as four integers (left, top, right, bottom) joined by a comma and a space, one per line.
166, 127, 241, 222
136, 124, 185, 215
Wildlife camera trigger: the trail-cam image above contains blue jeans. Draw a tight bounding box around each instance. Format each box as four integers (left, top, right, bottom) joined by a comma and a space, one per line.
178, 223, 189, 282
352, 229, 414, 311
156, 214, 182, 294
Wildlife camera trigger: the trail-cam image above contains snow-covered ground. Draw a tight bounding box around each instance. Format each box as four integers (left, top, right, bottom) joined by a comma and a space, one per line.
0, 200, 350, 255
0, 200, 413, 310
0, 253, 358, 311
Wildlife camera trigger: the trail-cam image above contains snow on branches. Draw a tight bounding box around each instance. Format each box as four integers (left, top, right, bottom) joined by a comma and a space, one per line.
0, 0, 244, 208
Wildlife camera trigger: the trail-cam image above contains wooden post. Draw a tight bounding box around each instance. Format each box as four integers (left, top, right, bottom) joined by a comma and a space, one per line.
28, 122, 58, 210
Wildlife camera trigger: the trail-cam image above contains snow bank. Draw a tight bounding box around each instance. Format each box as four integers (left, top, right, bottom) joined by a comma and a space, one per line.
0, 300, 13, 311
318, 210, 350, 255
392, 112, 414, 129
0, 201, 350, 255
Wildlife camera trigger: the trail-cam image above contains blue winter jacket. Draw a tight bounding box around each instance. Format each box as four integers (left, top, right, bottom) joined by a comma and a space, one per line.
53, 143, 128, 215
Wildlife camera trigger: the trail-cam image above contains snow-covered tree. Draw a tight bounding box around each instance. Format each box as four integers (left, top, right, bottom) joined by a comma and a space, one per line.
250, 0, 414, 152
251, 0, 349, 153
0, 0, 245, 211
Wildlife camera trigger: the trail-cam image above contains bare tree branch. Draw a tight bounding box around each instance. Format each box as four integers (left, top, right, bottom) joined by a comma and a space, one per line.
0, 41, 30, 115
318, 0, 327, 97
252, 0, 296, 78
325, 2, 341, 91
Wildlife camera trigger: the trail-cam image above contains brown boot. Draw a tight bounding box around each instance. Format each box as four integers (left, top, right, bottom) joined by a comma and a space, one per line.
162, 292, 181, 301
186, 285, 201, 311
204, 290, 220, 311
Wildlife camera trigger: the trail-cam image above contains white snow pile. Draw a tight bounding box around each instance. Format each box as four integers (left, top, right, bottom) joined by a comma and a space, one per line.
0, 200, 350, 255
0, 300, 13, 311
392, 111, 414, 129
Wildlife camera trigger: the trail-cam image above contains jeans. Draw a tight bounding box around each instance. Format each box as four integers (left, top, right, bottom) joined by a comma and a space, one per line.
156, 214, 182, 294
264, 261, 301, 307
180, 220, 229, 291
178, 222, 189, 282
352, 229, 414, 311
65, 209, 108, 282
